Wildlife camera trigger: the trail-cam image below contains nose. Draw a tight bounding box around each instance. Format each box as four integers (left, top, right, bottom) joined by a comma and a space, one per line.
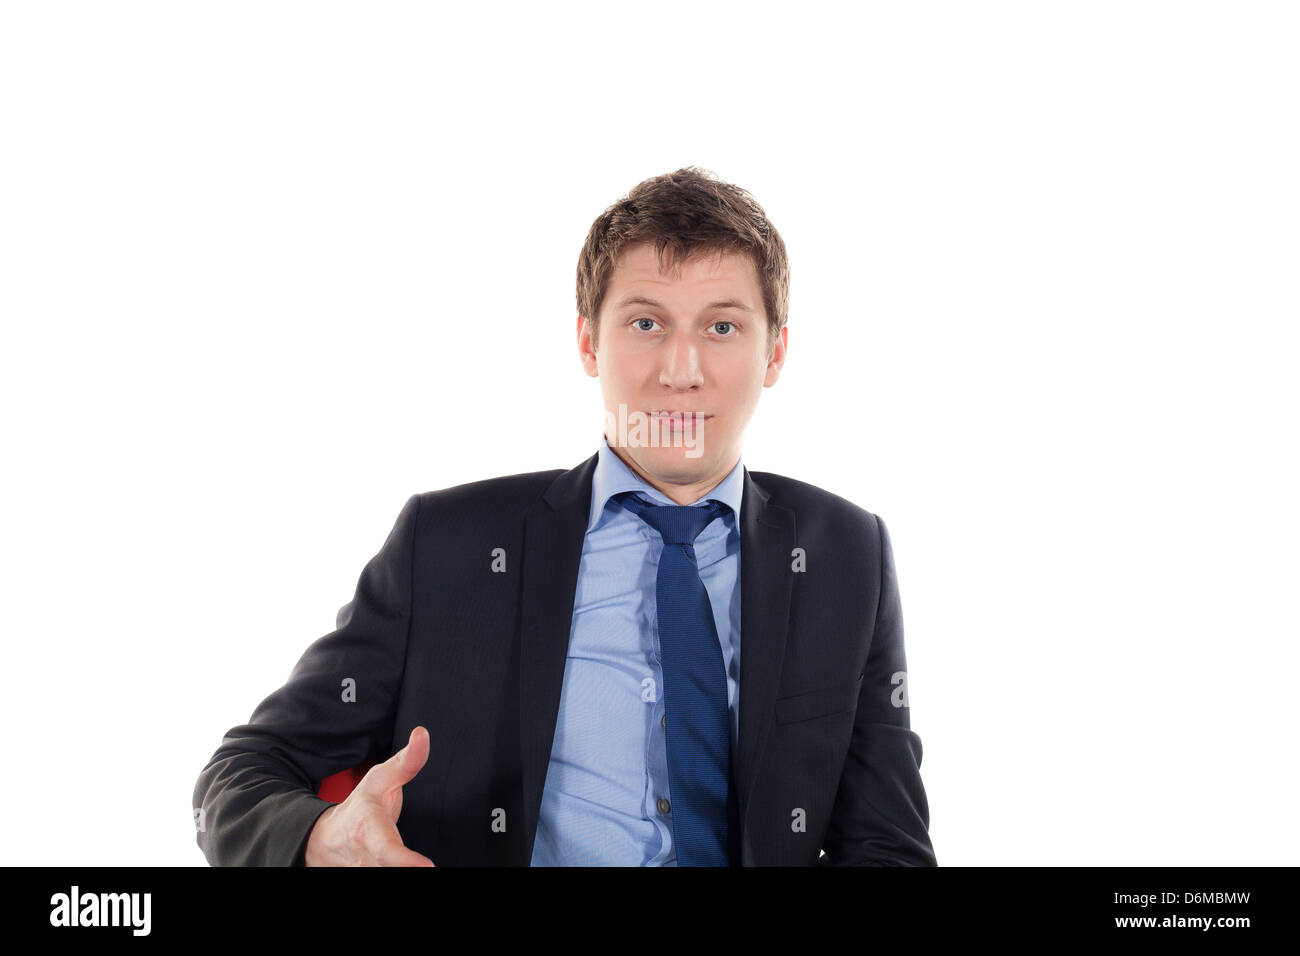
658, 333, 704, 390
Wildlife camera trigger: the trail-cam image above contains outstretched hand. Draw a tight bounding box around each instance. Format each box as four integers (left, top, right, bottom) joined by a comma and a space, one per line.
304, 726, 435, 867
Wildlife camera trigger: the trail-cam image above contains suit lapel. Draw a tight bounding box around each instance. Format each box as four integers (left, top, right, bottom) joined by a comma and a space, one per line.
517, 453, 795, 865
519, 452, 597, 862
734, 467, 796, 858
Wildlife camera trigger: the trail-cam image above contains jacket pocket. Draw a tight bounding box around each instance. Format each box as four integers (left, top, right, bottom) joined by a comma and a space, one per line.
773, 674, 864, 725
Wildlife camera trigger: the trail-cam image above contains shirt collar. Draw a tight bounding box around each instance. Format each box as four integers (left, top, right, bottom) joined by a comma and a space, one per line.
587, 433, 745, 534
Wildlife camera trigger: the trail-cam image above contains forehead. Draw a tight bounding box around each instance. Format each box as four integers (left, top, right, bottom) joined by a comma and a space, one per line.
605, 242, 762, 306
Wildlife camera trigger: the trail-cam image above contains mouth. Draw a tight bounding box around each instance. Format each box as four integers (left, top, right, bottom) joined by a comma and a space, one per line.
647, 410, 711, 431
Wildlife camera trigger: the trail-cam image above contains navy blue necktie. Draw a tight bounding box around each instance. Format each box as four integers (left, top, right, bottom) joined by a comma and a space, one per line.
616, 491, 734, 866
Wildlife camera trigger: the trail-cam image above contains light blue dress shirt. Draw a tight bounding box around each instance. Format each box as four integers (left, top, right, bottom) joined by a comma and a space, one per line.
529, 435, 744, 866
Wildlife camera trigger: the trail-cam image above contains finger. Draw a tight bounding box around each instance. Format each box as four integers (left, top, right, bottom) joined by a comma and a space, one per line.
365, 726, 430, 792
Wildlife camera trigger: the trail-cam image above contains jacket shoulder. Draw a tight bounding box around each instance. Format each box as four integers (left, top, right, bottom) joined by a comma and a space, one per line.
746, 469, 882, 533
415, 467, 566, 519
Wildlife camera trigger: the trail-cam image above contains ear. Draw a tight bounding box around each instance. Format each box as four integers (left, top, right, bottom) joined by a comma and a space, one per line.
577, 314, 599, 378
763, 325, 788, 387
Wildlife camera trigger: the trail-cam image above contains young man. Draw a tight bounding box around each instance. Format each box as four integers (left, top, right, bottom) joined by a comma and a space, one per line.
193, 167, 936, 866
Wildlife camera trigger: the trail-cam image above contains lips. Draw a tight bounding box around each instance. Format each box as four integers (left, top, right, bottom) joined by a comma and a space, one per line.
648, 410, 710, 431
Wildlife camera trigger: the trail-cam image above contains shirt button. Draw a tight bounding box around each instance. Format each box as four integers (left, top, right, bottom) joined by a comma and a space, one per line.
657, 797, 671, 815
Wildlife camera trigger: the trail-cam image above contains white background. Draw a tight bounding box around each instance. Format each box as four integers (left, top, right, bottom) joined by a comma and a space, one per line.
1, 1, 1296, 866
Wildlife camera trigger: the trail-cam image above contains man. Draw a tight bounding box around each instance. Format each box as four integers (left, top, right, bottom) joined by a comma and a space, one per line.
193, 166, 936, 866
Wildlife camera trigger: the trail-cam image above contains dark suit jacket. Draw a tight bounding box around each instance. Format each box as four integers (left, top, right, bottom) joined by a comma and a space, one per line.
193, 451, 936, 866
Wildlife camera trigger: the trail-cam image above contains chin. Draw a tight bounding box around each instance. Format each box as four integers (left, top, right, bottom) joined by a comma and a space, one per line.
635, 444, 712, 476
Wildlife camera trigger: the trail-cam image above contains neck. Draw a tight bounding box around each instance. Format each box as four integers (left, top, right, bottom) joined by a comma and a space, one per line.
608, 441, 738, 506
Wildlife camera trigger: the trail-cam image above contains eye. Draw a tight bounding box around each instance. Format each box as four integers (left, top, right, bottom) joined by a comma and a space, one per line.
632, 317, 658, 332
713, 321, 735, 335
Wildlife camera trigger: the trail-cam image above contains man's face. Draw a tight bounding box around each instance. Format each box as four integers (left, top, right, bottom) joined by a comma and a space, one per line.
577, 242, 787, 502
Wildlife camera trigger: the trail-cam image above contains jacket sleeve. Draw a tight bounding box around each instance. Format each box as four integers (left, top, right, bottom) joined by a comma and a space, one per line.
821, 514, 938, 866
192, 493, 422, 866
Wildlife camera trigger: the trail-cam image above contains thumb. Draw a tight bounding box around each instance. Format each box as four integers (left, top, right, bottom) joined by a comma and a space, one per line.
370, 726, 430, 792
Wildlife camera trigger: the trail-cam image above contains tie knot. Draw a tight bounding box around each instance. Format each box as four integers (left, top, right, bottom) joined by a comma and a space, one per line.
616, 492, 728, 545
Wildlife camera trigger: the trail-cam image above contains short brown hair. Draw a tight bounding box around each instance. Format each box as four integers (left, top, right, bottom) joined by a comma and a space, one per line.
576, 166, 789, 357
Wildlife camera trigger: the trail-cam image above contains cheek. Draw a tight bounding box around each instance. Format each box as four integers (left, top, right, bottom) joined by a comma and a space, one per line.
603, 350, 653, 381
597, 360, 632, 391
731, 359, 770, 395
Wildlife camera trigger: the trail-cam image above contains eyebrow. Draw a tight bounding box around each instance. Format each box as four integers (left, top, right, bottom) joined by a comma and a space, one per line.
614, 294, 755, 314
